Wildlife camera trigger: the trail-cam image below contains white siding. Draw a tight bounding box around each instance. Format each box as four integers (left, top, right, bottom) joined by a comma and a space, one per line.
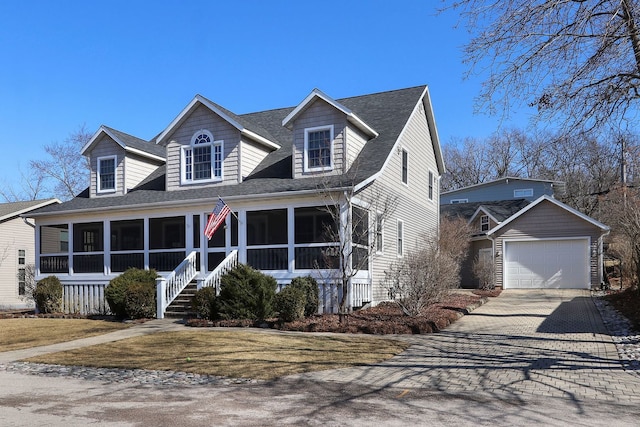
291, 99, 346, 178
240, 138, 270, 180
88, 136, 125, 198
368, 99, 440, 303
163, 104, 241, 191
124, 153, 163, 192
0, 217, 35, 309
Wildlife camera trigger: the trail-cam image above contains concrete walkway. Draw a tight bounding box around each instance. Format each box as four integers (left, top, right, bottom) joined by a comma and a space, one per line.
0, 318, 186, 364
291, 289, 640, 402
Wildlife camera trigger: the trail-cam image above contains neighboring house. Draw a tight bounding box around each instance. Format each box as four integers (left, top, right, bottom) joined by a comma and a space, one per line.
0, 199, 59, 310
441, 177, 565, 204
26, 85, 445, 316
442, 195, 609, 290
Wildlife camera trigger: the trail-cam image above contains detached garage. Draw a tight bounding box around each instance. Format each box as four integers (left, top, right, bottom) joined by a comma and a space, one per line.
503, 239, 589, 289
487, 196, 609, 290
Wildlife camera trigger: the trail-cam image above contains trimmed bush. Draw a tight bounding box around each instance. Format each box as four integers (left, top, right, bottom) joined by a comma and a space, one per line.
106, 268, 158, 319
217, 264, 277, 320
192, 286, 217, 320
275, 285, 306, 322
289, 276, 320, 316
124, 281, 156, 319
34, 276, 63, 314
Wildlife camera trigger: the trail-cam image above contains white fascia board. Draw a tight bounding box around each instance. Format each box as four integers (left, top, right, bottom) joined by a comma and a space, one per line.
81, 126, 125, 155
282, 88, 378, 137
241, 129, 280, 150
423, 87, 445, 175
123, 146, 166, 163
487, 195, 610, 236
468, 206, 500, 226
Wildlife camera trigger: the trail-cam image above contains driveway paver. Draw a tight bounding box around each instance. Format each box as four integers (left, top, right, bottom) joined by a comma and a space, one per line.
292, 289, 640, 403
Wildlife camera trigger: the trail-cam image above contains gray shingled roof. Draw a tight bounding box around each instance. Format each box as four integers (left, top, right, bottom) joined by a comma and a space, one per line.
30, 86, 427, 216
441, 199, 530, 223
0, 199, 59, 221
103, 126, 166, 158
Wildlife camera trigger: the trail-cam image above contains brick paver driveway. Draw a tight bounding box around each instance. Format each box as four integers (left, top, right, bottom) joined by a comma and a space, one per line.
296, 289, 640, 403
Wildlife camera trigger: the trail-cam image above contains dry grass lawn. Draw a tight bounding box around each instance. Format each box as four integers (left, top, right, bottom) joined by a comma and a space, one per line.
0, 318, 128, 352
25, 330, 409, 380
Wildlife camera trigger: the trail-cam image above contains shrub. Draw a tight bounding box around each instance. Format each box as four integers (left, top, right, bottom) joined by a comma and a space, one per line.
34, 276, 63, 314
275, 285, 306, 322
192, 286, 217, 320
472, 255, 496, 290
217, 264, 277, 320
124, 281, 156, 319
106, 268, 158, 319
289, 276, 319, 316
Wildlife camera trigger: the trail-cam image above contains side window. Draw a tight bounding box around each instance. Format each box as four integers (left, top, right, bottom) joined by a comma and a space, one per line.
97, 156, 116, 192
428, 171, 434, 200
375, 213, 384, 254
18, 249, 26, 296
397, 220, 404, 257
304, 126, 334, 172
401, 149, 408, 184
514, 188, 533, 198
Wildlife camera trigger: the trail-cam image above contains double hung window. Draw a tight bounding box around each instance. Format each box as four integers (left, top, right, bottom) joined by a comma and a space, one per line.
304, 126, 333, 171
183, 130, 222, 183
97, 156, 116, 192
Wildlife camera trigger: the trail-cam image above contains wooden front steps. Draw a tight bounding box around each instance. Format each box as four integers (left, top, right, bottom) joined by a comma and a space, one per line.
164, 282, 198, 319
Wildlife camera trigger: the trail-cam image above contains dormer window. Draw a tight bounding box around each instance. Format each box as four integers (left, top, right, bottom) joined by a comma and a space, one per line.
97, 155, 116, 193
480, 215, 489, 232
182, 130, 223, 184
304, 125, 333, 172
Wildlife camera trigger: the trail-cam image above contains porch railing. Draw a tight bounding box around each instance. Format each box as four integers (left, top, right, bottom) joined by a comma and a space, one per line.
201, 250, 238, 294
156, 251, 199, 319
61, 282, 110, 315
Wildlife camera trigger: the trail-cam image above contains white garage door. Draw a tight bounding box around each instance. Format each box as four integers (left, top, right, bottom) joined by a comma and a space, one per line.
504, 239, 589, 289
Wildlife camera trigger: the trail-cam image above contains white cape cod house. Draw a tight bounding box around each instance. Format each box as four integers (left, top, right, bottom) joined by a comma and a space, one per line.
27, 86, 445, 317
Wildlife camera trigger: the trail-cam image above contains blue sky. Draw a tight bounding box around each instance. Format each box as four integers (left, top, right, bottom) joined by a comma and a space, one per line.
0, 0, 533, 195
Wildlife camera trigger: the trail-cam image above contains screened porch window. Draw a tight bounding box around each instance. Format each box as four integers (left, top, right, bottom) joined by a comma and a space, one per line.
111, 219, 144, 271
149, 216, 185, 271
294, 206, 338, 269
73, 222, 104, 273
247, 209, 287, 270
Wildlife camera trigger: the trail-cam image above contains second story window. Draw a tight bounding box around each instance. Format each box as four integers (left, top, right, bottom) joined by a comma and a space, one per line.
97, 156, 116, 192
304, 125, 333, 172
481, 215, 489, 232
428, 171, 434, 200
402, 149, 408, 184
183, 130, 223, 184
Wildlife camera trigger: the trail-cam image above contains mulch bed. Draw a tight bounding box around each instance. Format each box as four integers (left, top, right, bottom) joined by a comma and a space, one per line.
603, 286, 640, 331
186, 290, 500, 335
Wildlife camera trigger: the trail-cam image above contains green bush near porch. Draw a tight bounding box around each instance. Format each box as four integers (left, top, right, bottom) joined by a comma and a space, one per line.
105, 268, 158, 319
217, 264, 277, 321
33, 276, 63, 314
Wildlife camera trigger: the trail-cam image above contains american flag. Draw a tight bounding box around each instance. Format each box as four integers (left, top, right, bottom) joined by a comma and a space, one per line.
204, 197, 231, 240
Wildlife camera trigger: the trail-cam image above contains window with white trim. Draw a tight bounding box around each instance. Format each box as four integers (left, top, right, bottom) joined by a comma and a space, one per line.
513, 188, 533, 198
397, 220, 404, 257
97, 156, 116, 192
428, 171, 434, 200
450, 199, 468, 204
480, 215, 489, 232
304, 125, 333, 171
375, 213, 384, 253
182, 130, 223, 184
18, 249, 26, 296
401, 149, 408, 184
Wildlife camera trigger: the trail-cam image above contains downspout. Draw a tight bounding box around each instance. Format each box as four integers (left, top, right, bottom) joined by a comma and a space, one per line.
487, 233, 498, 289
23, 217, 36, 229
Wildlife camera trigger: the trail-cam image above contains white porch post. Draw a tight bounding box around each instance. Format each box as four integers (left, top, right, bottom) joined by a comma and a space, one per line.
143, 218, 150, 269
103, 220, 111, 275
340, 194, 353, 312
287, 207, 295, 273
156, 277, 166, 319
238, 210, 247, 264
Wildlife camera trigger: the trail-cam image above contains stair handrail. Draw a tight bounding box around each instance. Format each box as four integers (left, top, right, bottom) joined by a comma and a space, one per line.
201, 250, 238, 295
156, 251, 199, 319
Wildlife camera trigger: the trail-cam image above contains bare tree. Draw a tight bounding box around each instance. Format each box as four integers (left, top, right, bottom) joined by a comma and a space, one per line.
447, 0, 640, 136
0, 168, 47, 202
29, 125, 92, 201
384, 217, 471, 316
316, 182, 398, 318
441, 136, 493, 191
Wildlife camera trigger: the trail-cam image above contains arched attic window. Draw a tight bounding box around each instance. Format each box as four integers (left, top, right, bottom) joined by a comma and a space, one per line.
181, 130, 223, 184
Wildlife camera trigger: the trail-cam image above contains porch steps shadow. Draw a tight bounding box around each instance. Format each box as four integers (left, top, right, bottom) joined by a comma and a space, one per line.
164, 282, 198, 319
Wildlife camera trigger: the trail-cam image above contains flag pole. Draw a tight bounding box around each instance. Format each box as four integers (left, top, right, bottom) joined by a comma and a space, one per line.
218, 196, 241, 223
